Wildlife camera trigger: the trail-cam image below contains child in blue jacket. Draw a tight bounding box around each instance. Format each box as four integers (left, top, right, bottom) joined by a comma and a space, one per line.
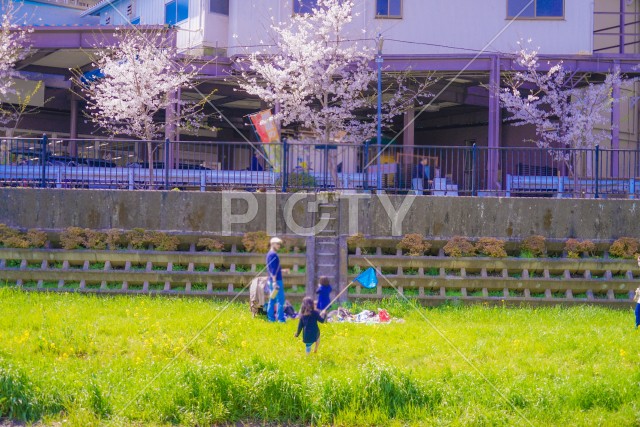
316, 275, 333, 311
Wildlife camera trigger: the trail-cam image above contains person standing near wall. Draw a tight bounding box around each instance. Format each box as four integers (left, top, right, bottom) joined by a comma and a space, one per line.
266, 237, 289, 322
411, 158, 429, 195
635, 256, 640, 329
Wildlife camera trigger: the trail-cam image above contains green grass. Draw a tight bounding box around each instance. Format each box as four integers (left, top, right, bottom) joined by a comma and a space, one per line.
0, 288, 639, 427
191, 283, 208, 292
89, 262, 105, 270
62, 281, 81, 289
5, 259, 22, 268
425, 267, 439, 276
348, 266, 363, 275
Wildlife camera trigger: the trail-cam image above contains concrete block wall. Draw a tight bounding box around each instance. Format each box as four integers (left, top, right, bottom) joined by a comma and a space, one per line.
1, 188, 639, 241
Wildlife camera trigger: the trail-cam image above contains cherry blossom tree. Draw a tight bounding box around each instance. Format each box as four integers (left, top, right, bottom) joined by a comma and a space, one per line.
72, 29, 211, 183
0, 81, 45, 130
236, 0, 434, 180
500, 41, 623, 175
0, 0, 32, 122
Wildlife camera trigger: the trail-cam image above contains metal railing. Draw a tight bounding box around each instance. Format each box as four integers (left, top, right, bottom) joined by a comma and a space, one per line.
1, 136, 639, 198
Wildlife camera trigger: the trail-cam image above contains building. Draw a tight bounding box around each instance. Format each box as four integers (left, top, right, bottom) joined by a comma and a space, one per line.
2, 0, 640, 192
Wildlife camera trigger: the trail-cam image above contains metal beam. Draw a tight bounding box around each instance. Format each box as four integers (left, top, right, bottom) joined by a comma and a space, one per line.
14, 49, 58, 70
23, 25, 173, 50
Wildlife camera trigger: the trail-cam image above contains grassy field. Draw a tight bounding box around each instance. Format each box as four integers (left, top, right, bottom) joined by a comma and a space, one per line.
0, 287, 639, 426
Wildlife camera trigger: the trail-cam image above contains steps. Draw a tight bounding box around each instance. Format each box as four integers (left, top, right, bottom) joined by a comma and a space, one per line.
311, 202, 339, 289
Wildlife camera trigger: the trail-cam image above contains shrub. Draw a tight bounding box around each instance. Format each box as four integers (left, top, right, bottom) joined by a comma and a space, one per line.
0, 224, 20, 246
609, 237, 639, 259
275, 172, 316, 191
443, 236, 476, 257
242, 231, 270, 253
84, 229, 108, 250
565, 239, 596, 259
580, 240, 597, 257
197, 238, 225, 252
126, 228, 151, 250
3, 235, 29, 249
521, 235, 546, 258
397, 234, 431, 256
280, 236, 299, 253
106, 229, 125, 250
60, 227, 86, 250
25, 229, 47, 248
149, 231, 180, 251
475, 237, 507, 258
346, 233, 369, 255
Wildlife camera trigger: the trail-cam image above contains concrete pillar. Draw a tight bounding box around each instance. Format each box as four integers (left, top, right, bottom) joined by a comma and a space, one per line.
164, 90, 178, 168
488, 54, 501, 192
620, 0, 626, 54
68, 95, 78, 157
612, 62, 621, 178
402, 106, 416, 177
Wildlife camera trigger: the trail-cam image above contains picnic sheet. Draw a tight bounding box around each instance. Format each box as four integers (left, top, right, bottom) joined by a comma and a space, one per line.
327, 308, 403, 324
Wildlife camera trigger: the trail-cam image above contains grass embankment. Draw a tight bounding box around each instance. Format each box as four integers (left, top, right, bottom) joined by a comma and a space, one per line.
0, 288, 639, 426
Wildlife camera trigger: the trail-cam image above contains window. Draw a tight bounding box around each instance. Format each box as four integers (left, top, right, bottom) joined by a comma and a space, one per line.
165, 0, 188, 25
507, 0, 563, 18
293, 0, 317, 14
376, 0, 401, 18
210, 0, 229, 15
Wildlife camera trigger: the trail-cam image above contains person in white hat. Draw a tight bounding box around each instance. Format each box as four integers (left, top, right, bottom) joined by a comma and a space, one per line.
266, 236, 289, 322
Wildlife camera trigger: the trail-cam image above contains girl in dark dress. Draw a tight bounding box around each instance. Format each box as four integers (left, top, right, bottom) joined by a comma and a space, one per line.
295, 296, 327, 354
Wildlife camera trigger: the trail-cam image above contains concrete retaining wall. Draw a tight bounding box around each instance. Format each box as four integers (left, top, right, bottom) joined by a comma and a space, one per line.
1, 188, 638, 240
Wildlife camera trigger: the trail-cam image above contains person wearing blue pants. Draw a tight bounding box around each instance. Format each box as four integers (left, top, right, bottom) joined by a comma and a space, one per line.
635, 256, 640, 329
635, 288, 640, 329
266, 237, 289, 322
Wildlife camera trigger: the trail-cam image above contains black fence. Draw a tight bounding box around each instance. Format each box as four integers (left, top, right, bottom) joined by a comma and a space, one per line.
1, 136, 639, 198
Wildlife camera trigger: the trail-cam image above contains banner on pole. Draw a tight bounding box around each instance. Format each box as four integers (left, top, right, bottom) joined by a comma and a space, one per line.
248, 110, 282, 173
249, 109, 280, 143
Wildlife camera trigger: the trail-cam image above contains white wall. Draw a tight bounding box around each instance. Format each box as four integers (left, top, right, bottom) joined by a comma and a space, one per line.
227, 0, 593, 56
101, 0, 228, 53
